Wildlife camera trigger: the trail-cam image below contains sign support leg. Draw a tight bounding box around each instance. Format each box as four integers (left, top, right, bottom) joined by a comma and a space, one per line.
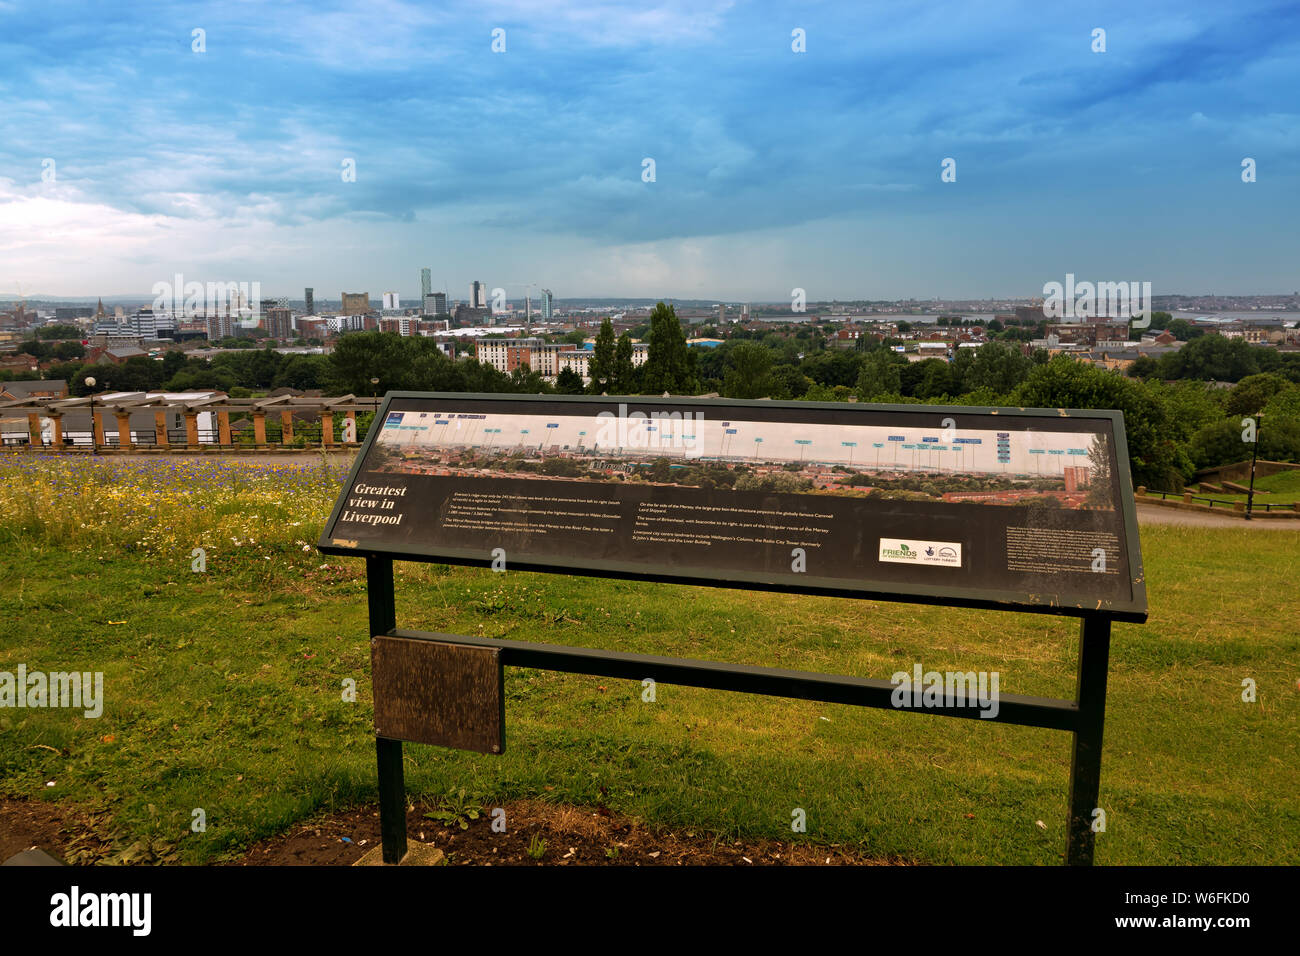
376, 737, 407, 864
1066, 614, 1111, 866
367, 556, 407, 864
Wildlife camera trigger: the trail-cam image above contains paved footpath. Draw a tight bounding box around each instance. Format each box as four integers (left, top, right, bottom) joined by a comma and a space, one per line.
1135, 502, 1298, 529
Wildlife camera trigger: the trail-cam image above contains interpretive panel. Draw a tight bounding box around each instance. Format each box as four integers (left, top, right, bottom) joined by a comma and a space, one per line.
319, 393, 1147, 620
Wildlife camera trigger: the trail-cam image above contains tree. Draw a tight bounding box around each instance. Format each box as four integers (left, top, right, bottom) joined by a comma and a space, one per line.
273, 355, 328, 391
855, 350, 902, 399
555, 367, 585, 394
327, 331, 416, 395
770, 364, 811, 400
641, 302, 696, 394
36, 324, 83, 340
1165, 319, 1204, 341
962, 342, 1032, 394
800, 349, 863, 388
1085, 433, 1113, 509
914, 358, 958, 399
161, 349, 187, 380
1189, 416, 1300, 469
18, 339, 52, 361
1012, 355, 1190, 491
721, 342, 776, 399
588, 318, 616, 393
1145, 379, 1225, 444
1224, 373, 1292, 417
1157, 335, 1259, 382
613, 333, 637, 393
1126, 354, 1158, 379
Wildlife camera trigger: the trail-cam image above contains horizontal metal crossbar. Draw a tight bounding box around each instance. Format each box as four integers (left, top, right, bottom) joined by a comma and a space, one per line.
389, 628, 1082, 732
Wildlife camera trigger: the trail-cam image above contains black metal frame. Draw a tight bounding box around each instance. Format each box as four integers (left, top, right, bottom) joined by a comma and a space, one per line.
364, 556, 1112, 866
332, 393, 1143, 867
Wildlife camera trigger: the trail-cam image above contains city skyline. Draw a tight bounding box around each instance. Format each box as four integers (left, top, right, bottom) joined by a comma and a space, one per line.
2, 1, 1298, 300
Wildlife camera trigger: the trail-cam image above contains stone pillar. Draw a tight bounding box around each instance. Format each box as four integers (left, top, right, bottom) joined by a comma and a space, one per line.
92, 408, 105, 447
321, 411, 335, 446
184, 411, 199, 447
51, 415, 63, 446
280, 410, 295, 446
218, 411, 232, 446
253, 411, 267, 446
115, 412, 134, 449
155, 411, 169, 447
27, 413, 40, 446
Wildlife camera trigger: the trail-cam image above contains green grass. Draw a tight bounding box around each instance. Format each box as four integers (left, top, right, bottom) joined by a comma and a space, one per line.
1, 455, 1298, 865
1195, 468, 1300, 505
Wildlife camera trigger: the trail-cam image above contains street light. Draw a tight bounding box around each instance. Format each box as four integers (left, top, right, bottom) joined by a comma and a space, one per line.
84, 376, 97, 455
1246, 412, 1263, 520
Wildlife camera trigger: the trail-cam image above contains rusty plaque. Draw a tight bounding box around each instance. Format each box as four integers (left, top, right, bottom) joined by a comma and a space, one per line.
371, 636, 504, 754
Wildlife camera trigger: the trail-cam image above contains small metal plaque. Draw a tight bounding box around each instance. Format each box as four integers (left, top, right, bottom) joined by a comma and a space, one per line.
371, 636, 504, 754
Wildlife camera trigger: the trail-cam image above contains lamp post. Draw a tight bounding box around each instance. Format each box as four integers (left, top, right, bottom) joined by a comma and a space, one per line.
1246, 412, 1263, 520
84, 376, 97, 456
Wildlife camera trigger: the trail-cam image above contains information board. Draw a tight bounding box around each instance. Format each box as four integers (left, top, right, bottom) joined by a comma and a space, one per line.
319, 393, 1147, 621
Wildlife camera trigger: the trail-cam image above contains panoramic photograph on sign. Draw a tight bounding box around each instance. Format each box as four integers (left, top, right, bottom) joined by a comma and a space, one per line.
321, 393, 1145, 619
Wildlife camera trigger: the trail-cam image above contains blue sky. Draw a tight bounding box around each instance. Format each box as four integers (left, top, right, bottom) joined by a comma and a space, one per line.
1, 0, 1297, 301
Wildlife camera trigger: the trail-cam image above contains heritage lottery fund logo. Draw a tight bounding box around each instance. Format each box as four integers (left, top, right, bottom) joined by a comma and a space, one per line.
878, 538, 962, 567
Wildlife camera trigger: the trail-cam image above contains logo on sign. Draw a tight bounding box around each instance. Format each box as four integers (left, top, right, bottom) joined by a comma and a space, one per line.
879, 539, 962, 567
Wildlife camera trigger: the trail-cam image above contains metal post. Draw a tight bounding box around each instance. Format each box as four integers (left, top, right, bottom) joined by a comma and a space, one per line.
1066, 614, 1111, 866
1245, 414, 1262, 520
366, 555, 407, 864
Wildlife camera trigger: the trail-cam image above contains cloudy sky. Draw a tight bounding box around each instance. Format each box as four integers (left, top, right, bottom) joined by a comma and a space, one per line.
1, 0, 1297, 301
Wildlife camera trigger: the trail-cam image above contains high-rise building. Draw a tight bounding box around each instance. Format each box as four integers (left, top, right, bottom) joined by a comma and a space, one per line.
205, 313, 234, 342
433, 292, 448, 316
471, 281, 486, 309
126, 307, 175, 338
341, 292, 370, 316
382, 292, 401, 312
1063, 465, 1092, 494
420, 269, 431, 298
304, 288, 314, 315
540, 289, 553, 320
264, 308, 293, 340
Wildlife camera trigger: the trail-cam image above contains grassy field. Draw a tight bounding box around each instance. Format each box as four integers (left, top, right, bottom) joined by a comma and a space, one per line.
1, 452, 1297, 865
1194, 468, 1300, 505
